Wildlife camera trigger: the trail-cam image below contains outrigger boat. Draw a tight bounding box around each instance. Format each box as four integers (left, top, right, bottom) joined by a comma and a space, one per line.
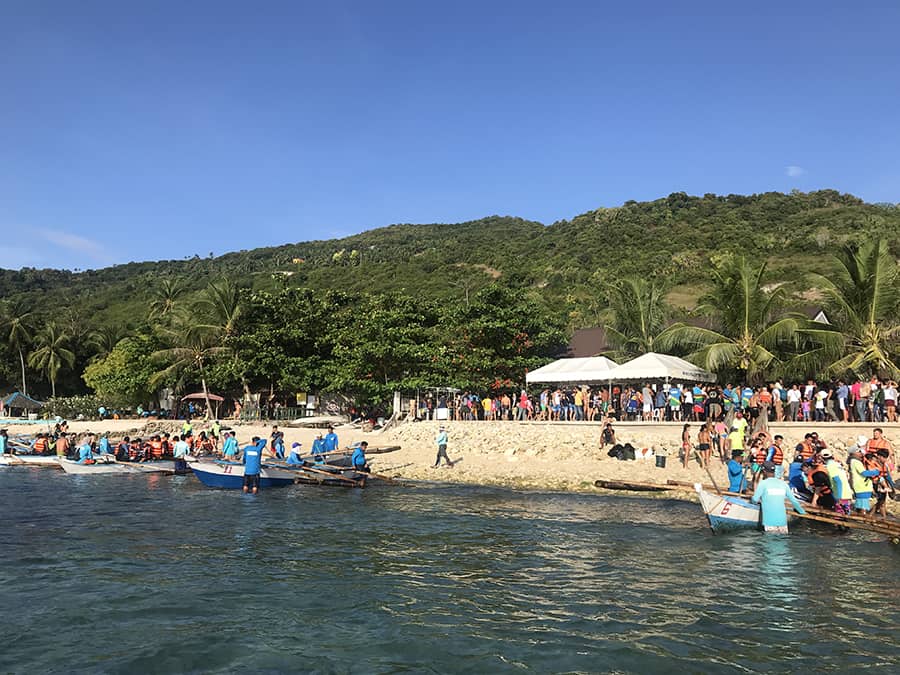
190, 460, 297, 489
695, 485, 765, 533
59, 457, 167, 475
266, 461, 369, 488
1, 453, 61, 467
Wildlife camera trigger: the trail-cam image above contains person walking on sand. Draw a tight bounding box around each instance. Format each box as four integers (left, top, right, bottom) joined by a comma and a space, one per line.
681, 424, 692, 469
433, 425, 453, 468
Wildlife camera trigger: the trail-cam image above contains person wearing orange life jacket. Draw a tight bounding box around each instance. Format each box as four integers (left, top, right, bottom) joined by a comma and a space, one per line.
795, 433, 816, 462
865, 428, 894, 467
32, 433, 50, 456
148, 435, 164, 461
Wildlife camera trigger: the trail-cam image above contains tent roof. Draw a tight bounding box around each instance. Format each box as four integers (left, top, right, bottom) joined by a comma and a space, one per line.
181, 392, 225, 402
526, 356, 619, 384
606, 352, 715, 383
2, 391, 44, 409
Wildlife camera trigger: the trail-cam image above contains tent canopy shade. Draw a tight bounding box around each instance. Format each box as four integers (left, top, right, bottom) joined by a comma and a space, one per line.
181, 392, 225, 402
2, 391, 44, 410
525, 356, 619, 384
605, 352, 715, 383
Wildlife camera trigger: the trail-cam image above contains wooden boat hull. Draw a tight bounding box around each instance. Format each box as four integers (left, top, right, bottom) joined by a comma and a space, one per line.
696, 487, 761, 533
594, 479, 671, 492
190, 461, 296, 489
1, 454, 61, 467
60, 458, 150, 475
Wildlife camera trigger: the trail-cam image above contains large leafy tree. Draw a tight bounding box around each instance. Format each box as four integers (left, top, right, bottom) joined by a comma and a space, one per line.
807, 239, 900, 378
327, 293, 443, 404
83, 335, 158, 407
658, 256, 806, 383
443, 285, 567, 391
599, 277, 669, 361
1, 300, 35, 395
27, 324, 76, 398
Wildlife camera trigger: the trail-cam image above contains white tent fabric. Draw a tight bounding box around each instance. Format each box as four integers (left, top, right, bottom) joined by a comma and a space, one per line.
526, 356, 619, 384
606, 352, 715, 383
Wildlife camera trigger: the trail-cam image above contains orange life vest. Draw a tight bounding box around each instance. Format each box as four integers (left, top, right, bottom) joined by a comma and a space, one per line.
800, 440, 815, 461
866, 437, 891, 454
149, 440, 164, 459
770, 445, 784, 465
34, 437, 49, 454
755, 446, 768, 464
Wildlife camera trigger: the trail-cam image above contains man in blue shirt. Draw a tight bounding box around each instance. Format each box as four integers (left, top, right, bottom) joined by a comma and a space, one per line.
727, 450, 745, 493
173, 434, 190, 474
324, 426, 339, 453
433, 426, 452, 468
351, 441, 369, 472
752, 463, 806, 533
287, 442, 305, 465
242, 437, 265, 494
77, 434, 96, 464
272, 432, 285, 460
311, 433, 327, 463
222, 432, 238, 460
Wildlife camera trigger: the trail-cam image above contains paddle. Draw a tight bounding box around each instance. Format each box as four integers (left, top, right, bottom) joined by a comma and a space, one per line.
696, 450, 722, 495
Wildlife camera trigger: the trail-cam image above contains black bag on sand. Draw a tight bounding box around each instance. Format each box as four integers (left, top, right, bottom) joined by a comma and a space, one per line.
608, 444, 625, 460
622, 443, 636, 461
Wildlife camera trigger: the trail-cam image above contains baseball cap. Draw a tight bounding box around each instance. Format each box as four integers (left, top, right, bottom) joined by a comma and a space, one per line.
291, 442, 301, 448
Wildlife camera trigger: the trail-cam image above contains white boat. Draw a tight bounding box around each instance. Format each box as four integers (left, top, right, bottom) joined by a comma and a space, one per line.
5, 454, 62, 468
59, 457, 167, 475
695, 485, 761, 533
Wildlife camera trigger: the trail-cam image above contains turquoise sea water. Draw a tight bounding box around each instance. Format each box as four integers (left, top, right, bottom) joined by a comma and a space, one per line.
0, 468, 897, 674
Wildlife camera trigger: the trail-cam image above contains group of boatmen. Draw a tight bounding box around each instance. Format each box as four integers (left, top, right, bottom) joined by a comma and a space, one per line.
3, 421, 370, 484
726, 427, 896, 530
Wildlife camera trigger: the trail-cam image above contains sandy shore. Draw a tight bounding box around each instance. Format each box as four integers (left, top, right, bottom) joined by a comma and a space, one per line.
26, 418, 897, 508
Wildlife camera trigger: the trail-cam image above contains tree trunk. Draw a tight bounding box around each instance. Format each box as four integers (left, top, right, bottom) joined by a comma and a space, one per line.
19, 348, 27, 396
51, 378, 56, 399
200, 370, 212, 421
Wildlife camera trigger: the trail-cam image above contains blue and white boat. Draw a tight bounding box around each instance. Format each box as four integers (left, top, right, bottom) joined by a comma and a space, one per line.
190, 460, 297, 489
695, 485, 761, 533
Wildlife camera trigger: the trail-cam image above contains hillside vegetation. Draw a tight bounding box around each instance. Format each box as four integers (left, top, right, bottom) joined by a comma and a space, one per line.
2, 190, 899, 404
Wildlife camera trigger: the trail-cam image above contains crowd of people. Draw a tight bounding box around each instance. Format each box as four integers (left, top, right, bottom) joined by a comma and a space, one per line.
720, 426, 896, 519
419, 377, 899, 424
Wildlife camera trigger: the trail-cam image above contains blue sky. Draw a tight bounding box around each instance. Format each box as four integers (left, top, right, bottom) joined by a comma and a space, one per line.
1, 1, 898, 270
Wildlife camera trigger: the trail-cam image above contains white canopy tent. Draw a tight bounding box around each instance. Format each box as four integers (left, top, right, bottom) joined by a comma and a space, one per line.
525, 356, 619, 385
605, 352, 715, 383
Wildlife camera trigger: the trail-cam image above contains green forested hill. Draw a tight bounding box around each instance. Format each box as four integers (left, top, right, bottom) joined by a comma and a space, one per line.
3, 189, 898, 328
2, 189, 900, 402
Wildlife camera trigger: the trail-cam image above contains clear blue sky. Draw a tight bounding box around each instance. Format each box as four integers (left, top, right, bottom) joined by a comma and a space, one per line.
1, 1, 898, 270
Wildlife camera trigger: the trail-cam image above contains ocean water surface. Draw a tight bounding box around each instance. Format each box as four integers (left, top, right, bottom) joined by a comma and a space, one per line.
1, 468, 897, 673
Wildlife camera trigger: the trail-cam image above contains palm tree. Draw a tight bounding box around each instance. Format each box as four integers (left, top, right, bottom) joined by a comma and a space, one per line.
149, 278, 185, 321
1, 300, 35, 396
194, 279, 243, 337
27, 324, 75, 398
88, 324, 130, 359
807, 239, 900, 378
150, 323, 227, 417
599, 277, 669, 361
658, 256, 806, 383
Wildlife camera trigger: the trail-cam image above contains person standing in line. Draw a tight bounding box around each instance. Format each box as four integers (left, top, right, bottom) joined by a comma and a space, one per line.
242, 437, 265, 494
433, 425, 453, 468
752, 462, 806, 533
